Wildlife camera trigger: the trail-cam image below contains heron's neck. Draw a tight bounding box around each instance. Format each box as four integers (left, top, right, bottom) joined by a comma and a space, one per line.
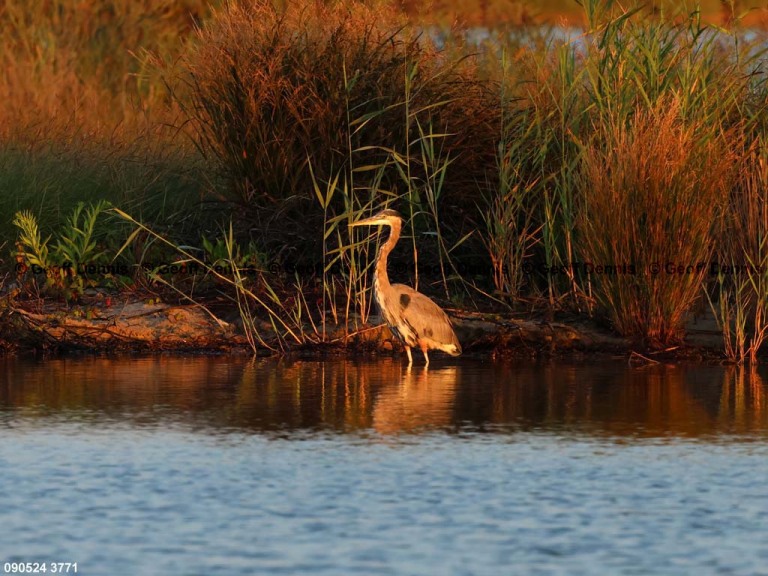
375, 220, 401, 292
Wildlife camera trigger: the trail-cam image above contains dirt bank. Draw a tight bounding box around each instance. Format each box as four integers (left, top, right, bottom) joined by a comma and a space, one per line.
0, 295, 728, 362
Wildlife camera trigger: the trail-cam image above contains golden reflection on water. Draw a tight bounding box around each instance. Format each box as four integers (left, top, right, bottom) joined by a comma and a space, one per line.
1, 357, 767, 438
372, 366, 459, 434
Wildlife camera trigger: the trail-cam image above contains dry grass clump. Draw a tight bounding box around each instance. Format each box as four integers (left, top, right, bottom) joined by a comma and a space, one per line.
578, 100, 735, 347
177, 0, 497, 254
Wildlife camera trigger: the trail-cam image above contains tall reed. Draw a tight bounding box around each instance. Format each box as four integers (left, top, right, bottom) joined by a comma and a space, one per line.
712, 135, 768, 363
480, 48, 542, 300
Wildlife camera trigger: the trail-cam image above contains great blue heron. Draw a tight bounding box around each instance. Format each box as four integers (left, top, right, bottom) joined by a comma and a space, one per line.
349, 209, 462, 366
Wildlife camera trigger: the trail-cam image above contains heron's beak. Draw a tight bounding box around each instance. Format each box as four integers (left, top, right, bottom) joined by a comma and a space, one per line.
349, 216, 387, 227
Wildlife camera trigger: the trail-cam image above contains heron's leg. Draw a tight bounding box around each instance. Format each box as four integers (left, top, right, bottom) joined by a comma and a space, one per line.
423, 349, 430, 367
405, 346, 413, 365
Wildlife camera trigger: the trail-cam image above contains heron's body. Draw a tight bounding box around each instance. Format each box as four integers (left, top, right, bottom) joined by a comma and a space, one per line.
350, 210, 462, 365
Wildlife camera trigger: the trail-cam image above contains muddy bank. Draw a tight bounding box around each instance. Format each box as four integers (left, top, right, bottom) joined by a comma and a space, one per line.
0, 295, 728, 362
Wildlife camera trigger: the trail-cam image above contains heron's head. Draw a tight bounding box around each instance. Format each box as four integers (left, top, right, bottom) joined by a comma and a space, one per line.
349, 209, 402, 228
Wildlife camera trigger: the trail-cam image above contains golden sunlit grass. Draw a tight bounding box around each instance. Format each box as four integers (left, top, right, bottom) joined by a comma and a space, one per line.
579, 101, 735, 346
0, 0, 218, 258
712, 136, 768, 363
0, 0, 212, 138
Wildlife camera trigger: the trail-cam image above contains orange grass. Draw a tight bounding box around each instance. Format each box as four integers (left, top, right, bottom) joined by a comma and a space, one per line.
578, 100, 736, 347
0, 0, 213, 142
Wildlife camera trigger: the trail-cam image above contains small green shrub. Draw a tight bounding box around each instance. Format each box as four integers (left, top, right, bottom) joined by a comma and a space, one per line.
14, 200, 111, 300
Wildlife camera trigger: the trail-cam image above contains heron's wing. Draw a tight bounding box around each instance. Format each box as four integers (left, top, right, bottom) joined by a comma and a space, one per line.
392, 284, 461, 351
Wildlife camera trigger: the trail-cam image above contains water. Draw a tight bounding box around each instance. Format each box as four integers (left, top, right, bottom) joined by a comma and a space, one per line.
2, 357, 768, 575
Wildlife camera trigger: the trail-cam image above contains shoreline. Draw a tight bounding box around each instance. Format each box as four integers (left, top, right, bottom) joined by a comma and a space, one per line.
1, 295, 731, 364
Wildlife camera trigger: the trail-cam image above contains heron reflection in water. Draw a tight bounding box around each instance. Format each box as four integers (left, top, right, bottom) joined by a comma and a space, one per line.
372, 363, 460, 434
349, 209, 462, 366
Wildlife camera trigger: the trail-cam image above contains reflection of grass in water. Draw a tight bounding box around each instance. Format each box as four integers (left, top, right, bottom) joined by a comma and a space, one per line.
5, 358, 768, 438
719, 367, 768, 433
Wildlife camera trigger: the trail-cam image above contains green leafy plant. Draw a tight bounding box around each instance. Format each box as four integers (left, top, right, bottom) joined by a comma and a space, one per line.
55, 200, 109, 268
13, 210, 51, 271
13, 200, 111, 300
202, 234, 264, 271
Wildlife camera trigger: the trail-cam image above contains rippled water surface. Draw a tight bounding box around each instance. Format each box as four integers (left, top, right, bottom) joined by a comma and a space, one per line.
2, 357, 768, 575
